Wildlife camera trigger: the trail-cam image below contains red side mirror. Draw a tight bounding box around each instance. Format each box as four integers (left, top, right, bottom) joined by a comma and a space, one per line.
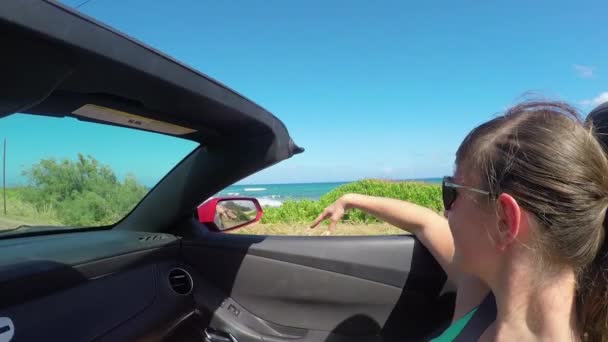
197, 197, 263, 232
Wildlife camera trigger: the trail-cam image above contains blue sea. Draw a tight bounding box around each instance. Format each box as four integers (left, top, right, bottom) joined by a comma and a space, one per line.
217, 178, 442, 207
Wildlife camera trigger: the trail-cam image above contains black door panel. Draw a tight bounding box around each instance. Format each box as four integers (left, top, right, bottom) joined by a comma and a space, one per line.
232, 254, 401, 331
0, 230, 451, 342
183, 233, 452, 341
183, 234, 415, 288
188, 251, 402, 332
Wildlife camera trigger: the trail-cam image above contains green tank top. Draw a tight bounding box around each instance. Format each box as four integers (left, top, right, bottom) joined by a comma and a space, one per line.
429, 307, 479, 342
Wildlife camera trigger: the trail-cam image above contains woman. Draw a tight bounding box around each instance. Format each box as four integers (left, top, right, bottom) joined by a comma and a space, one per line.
311, 101, 608, 341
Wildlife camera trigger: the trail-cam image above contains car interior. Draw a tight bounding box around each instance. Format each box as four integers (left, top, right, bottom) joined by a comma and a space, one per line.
2, 1, 606, 342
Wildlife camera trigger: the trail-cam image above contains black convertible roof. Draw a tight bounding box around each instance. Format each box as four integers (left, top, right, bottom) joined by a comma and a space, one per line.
0, 0, 302, 157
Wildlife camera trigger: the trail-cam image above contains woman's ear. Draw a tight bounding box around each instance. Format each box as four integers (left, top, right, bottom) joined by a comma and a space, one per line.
494, 193, 524, 251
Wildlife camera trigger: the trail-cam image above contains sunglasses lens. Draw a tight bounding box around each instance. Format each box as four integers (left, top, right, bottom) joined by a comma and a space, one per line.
442, 178, 457, 210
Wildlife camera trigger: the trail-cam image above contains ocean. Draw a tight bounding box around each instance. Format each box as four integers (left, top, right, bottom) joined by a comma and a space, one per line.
217, 178, 442, 207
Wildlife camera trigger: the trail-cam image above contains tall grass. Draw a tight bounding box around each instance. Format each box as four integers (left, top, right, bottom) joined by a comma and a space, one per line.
232, 222, 406, 236
0, 188, 60, 227
1, 154, 149, 229
261, 179, 443, 224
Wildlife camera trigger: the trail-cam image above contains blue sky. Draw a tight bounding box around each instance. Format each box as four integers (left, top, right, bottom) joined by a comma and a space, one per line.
4, 0, 608, 185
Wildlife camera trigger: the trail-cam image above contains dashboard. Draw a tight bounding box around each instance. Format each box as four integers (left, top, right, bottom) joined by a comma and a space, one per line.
0, 230, 204, 342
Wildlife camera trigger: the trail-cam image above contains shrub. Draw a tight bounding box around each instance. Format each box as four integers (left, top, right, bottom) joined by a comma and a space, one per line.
261, 179, 442, 224
18, 154, 148, 227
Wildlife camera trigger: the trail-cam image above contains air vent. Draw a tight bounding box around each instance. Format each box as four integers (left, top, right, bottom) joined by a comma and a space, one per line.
138, 234, 168, 242
168, 268, 193, 295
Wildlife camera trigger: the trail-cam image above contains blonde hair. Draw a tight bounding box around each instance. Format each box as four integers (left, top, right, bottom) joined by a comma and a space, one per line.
456, 101, 608, 341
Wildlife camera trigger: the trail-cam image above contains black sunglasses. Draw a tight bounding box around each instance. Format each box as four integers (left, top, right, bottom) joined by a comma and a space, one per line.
442, 176, 495, 211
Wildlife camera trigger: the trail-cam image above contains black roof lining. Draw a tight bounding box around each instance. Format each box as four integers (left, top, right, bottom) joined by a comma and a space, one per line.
42, 0, 264, 113
0, 0, 291, 147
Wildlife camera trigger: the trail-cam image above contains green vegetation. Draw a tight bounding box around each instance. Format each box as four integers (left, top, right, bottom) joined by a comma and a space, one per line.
261, 179, 443, 224
1, 157, 442, 236
0, 187, 61, 228
220, 201, 256, 221
0, 154, 148, 228
232, 222, 406, 236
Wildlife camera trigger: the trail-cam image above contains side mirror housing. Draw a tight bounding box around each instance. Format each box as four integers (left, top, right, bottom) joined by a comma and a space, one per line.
197, 197, 263, 232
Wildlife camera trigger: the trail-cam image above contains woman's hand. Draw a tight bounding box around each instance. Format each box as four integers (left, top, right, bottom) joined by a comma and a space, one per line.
310, 195, 350, 232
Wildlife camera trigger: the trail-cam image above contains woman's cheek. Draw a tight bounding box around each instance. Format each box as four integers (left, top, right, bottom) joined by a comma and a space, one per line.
448, 213, 477, 270
448, 215, 464, 253
447, 212, 462, 240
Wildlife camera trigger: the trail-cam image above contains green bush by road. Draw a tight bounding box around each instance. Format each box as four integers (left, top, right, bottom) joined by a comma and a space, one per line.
1, 154, 147, 228
261, 179, 443, 224
1, 155, 443, 231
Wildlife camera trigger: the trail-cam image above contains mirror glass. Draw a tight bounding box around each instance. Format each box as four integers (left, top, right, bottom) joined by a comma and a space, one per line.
214, 200, 258, 231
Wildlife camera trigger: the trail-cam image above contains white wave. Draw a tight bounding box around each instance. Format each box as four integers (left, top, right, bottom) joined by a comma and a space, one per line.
244, 188, 266, 192
226, 192, 240, 196
257, 198, 282, 207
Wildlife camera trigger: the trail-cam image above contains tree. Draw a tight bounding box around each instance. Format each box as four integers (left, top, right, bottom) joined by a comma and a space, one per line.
22, 154, 148, 226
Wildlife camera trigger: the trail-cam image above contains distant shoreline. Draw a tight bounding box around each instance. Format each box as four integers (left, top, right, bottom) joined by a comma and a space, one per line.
234, 178, 442, 186
222, 178, 443, 208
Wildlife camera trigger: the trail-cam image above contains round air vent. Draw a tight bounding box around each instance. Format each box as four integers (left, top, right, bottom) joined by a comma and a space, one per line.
168, 268, 193, 295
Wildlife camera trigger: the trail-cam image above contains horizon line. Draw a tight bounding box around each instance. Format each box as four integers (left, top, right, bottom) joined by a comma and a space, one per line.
233, 177, 443, 186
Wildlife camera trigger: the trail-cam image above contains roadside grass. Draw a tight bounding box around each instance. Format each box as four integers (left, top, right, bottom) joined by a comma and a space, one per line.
261, 179, 442, 225
0, 179, 442, 234
229, 222, 408, 236
229, 179, 442, 236
0, 188, 60, 230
